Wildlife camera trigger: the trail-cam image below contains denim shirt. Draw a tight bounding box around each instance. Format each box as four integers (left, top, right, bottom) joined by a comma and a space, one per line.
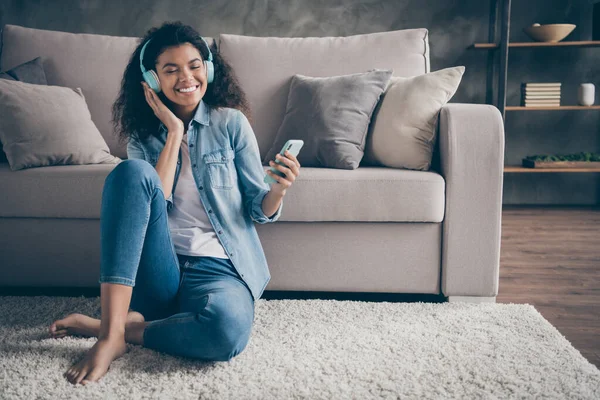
126, 100, 283, 301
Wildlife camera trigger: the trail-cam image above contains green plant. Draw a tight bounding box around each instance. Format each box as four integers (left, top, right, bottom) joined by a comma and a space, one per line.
524, 152, 600, 162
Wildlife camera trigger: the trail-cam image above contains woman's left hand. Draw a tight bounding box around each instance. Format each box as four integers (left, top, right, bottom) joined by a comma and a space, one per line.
267, 150, 301, 195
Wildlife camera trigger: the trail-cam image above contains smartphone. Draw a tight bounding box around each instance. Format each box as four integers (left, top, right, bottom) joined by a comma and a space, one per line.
264, 139, 304, 185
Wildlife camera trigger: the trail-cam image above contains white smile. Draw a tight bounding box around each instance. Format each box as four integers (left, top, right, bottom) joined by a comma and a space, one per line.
176, 85, 199, 93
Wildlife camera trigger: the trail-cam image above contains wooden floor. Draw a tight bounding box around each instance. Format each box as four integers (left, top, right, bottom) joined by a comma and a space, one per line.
498, 206, 600, 369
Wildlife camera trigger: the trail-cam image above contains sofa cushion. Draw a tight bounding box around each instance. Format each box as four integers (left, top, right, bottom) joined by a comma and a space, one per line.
0, 56, 49, 164
0, 56, 47, 84
0, 79, 121, 171
0, 163, 444, 222
276, 166, 445, 222
264, 69, 393, 169
0, 163, 116, 219
363, 66, 465, 171
219, 29, 430, 161
0, 24, 215, 160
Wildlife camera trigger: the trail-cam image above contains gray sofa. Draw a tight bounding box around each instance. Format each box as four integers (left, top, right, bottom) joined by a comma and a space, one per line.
0, 24, 505, 303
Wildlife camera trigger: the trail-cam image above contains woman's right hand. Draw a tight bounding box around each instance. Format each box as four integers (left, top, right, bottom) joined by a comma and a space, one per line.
141, 81, 184, 134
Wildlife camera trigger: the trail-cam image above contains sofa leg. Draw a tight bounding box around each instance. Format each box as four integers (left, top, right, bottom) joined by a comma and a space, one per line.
447, 296, 496, 303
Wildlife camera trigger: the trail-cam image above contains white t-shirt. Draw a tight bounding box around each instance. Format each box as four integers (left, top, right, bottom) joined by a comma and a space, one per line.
168, 135, 229, 259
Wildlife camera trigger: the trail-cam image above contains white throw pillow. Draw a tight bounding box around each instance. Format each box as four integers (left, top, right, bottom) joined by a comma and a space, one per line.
363, 66, 465, 170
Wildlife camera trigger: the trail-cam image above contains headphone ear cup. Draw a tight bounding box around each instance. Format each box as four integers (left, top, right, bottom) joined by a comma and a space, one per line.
143, 70, 161, 93
205, 60, 214, 84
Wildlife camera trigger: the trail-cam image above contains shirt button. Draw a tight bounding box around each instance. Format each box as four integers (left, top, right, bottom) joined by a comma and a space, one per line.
199, 186, 203, 190
221, 156, 226, 161
218, 230, 223, 234
193, 164, 196, 168
189, 144, 194, 148
208, 210, 213, 213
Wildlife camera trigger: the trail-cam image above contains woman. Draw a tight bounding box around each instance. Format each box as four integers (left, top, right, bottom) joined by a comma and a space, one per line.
48, 21, 300, 385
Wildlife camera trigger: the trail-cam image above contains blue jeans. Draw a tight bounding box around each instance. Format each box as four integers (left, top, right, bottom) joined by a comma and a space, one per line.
99, 159, 255, 362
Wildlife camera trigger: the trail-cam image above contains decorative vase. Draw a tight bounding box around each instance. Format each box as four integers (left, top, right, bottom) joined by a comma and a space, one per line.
578, 83, 595, 106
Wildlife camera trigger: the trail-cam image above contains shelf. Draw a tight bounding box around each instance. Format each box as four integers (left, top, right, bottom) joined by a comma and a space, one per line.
472, 41, 600, 49
506, 105, 600, 111
504, 165, 600, 173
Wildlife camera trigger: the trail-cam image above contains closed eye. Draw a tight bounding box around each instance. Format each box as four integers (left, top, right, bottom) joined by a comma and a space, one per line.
166, 66, 201, 74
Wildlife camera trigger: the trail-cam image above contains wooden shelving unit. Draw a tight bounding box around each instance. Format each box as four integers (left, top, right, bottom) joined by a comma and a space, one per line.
470, 0, 599, 174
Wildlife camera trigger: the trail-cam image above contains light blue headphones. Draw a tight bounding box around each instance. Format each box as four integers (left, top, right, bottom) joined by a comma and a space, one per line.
140, 36, 214, 93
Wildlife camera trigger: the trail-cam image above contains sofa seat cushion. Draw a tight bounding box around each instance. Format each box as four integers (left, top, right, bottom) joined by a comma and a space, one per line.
0, 162, 117, 219
268, 166, 445, 223
0, 163, 444, 222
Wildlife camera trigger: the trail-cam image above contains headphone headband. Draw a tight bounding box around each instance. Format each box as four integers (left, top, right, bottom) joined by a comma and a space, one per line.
199, 36, 213, 62
140, 40, 148, 73
140, 36, 213, 72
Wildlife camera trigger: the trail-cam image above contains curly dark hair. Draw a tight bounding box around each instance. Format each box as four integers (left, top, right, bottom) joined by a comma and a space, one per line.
112, 21, 251, 145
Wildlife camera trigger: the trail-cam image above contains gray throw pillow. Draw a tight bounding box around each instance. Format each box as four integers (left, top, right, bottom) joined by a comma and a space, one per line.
263, 69, 393, 169
0, 57, 48, 84
0, 79, 120, 171
0, 57, 49, 163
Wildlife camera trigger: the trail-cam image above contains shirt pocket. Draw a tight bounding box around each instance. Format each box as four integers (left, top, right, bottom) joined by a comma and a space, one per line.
203, 148, 235, 190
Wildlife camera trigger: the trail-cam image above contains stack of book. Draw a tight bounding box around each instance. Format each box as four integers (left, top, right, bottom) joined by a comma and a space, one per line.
521, 83, 561, 107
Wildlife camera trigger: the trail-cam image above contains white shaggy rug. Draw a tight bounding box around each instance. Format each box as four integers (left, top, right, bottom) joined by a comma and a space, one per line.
0, 296, 599, 399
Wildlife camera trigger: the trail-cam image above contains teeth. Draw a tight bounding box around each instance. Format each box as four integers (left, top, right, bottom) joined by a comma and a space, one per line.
178, 86, 197, 93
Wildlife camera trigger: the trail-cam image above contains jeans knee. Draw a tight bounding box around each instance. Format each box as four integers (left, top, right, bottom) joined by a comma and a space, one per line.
207, 305, 254, 361
105, 159, 159, 190
109, 159, 156, 181
213, 324, 252, 361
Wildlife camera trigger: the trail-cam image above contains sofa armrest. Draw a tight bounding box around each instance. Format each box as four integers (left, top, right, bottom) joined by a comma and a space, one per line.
438, 103, 505, 298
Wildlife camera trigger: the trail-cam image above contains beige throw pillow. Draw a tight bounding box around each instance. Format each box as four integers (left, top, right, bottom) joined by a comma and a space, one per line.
0, 79, 120, 171
363, 66, 465, 170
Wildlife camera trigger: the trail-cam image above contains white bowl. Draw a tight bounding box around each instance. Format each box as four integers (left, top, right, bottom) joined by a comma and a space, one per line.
523, 24, 576, 42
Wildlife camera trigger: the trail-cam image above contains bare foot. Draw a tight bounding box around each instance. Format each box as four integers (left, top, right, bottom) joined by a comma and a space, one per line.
49, 311, 145, 339
64, 336, 127, 385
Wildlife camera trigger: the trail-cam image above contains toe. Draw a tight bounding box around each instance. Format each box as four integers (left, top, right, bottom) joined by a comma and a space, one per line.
67, 361, 82, 382
51, 329, 67, 338
49, 323, 61, 336
74, 368, 89, 385
84, 369, 104, 383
